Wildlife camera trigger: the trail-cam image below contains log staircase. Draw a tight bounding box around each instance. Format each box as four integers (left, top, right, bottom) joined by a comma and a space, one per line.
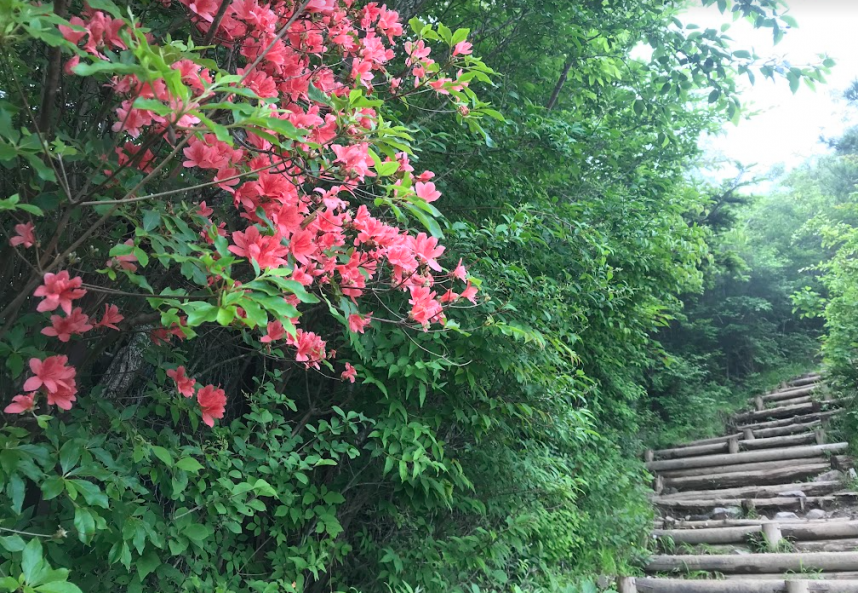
621, 373, 858, 593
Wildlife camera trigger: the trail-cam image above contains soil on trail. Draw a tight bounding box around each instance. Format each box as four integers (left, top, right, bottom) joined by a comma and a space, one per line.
621, 373, 858, 593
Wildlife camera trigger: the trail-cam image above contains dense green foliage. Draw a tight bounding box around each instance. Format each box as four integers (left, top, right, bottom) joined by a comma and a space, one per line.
0, 0, 837, 592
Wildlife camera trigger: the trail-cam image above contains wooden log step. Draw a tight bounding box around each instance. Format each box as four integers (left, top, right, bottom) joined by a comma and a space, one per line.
764, 395, 815, 408
755, 420, 823, 439
724, 572, 858, 580
756, 385, 819, 404
791, 375, 823, 387
739, 410, 842, 432
654, 481, 842, 503
663, 433, 743, 449
668, 544, 752, 555
784, 522, 858, 541
662, 463, 831, 491
735, 402, 819, 424
653, 432, 816, 459
645, 551, 858, 574
658, 457, 839, 479
654, 521, 858, 544
655, 517, 852, 529
734, 401, 841, 425
646, 443, 848, 473
653, 525, 761, 544
653, 493, 855, 512
795, 539, 858, 553
634, 577, 858, 593
741, 432, 818, 450
653, 441, 729, 460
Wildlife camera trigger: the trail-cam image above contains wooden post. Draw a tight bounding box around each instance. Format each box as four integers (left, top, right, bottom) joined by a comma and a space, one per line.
755, 396, 765, 411
815, 427, 826, 445
743, 428, 755, 441
742, 498, 756, 517
762, 522, 782, 550
645, 450, 654, 463
618, 576, 637, 593
654, 474, 664, 495
728, 436, 739, 454
785, 581, 809, 593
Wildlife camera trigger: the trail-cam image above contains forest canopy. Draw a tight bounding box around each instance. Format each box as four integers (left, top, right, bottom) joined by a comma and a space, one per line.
0, 0, 849, 592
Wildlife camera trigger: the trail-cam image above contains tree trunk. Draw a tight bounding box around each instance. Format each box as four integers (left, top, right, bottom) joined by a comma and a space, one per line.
545, 58, 573, 110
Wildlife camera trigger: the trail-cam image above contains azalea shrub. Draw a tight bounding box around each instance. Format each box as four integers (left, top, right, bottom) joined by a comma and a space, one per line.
0, 0, 500, 590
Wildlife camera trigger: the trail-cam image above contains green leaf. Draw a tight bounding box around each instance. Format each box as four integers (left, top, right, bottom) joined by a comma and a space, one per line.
8, 474, 24, 514
59, 440, 81, 474
0, 577, 20, 592
375, 160, 400, 177
185, 303, 219, 327
41, 476, 65, 500
132, 248, 149, 268
216, 307, 235, 326
789, 76, 800, 94
135, 549, 161, 581
0, 535, 25, 552
307, 83, 332, 106
36, 583, 84, 593
181, 524, 211, 543
405, 204, 444, 238
252, 479, 276, 497
142, 210, 161, 231
151, 446, 173, 467
22, 538, 43, 583
175, 457, 204, 473
451, 28, 470, 45
74, 508, 95, 544
69, 480, 108, 509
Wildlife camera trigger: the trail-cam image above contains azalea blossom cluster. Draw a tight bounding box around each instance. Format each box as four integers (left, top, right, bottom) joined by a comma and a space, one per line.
6, 0, 483, 422
3, 271, 123, 415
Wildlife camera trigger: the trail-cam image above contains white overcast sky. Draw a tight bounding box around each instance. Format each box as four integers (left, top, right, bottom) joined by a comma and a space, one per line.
681, 0, 858, 185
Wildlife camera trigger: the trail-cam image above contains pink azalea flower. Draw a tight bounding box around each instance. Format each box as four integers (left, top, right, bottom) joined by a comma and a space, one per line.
95, 304, 124, 330
260, 320, 286, 343
33, 271, 86, 315
197, 201, 214, 218
167, 366, 196, 397
341, 363, 357, 383
228, 226, 289, 270
9, 222, 35, 248
23, 355, 77, 394
4, 394, 36, 414
453, 40, 473, 56
451, 259, 467, 282
197, 384, 226, 427
47, 385, 77, 410
106, 239, 138, 272
41, 308, 93, 342
347, 313, 372, 333
415, 181, 441, 203
461, 282, 479, 303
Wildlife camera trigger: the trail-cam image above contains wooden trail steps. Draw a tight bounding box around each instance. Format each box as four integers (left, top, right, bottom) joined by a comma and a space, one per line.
620, 373, 858, 593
